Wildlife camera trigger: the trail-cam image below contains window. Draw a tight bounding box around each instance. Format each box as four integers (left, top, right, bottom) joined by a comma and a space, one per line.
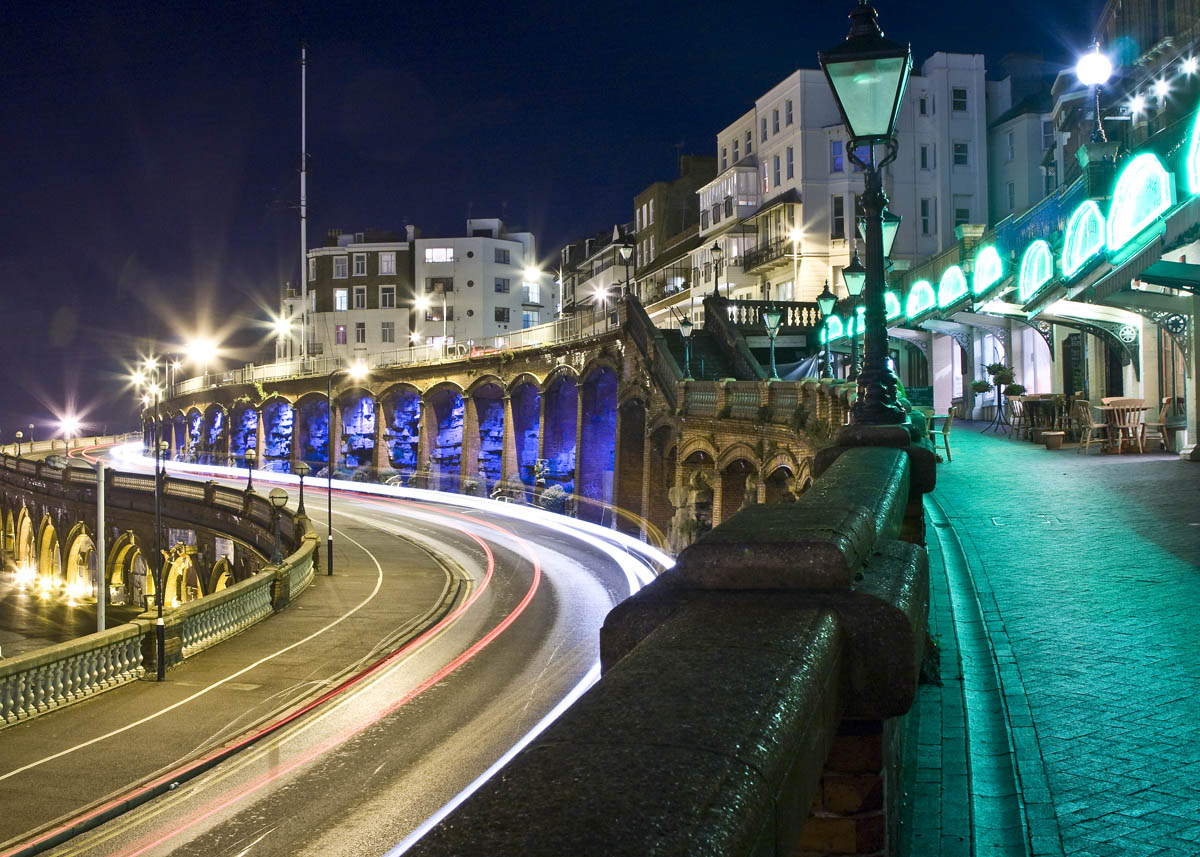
333, 256, 348, 278
380, 285, 395, 308
1044, 167, 1058, 196
952, 87, 968, 112
732, 139, 739, 162
772, 109, 779, 134
954, 195, 971, 226
1006, 131, 1015, 162
495, 247, 510, 264
495, 277, 511, 293
427, 277, 453, 292
649, 199, 654, 224
353, 286, 366, 309
920, 198, 936, 235
1042, 119, 1055, 150
830, 140, 844, 173
1007, 182, 1016, 212
761, 162, 769, 193
381, 321, 395, 343
918, 95, 929, 116
724, 196, 733, 217
495, 307, 510, 323
335, 324, 347, 345
334, 288, 348, 311
721, 147, 727, 170
642, 202, 648, 227
424, 247, 454, 263
745, 129, 752, 153
761, 117, 767, 142
308, 258, 317, 282
701, 210, 709, 229
636, 244, 642, 267
786, 146, 794, 180
919, 144, 934, 170
352, 253, 366, 276
522, 310, 540, 328
309, 291, 316, 312
635, 208, 641, 231
850, 144, 870, 171
953, 142, 969, 166
831, 196, 846, 239
354, 322, 366, 344
785, 99, 793, 125
424, 306, 453, 322
523, 280, 541, 303
773, 154, 781, 187
648, 235, 655, 259
379, 251, 395, 275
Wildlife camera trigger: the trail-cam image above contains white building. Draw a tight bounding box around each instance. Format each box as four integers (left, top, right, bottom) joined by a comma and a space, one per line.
413, 219, 547, 349
988, 92, 1057, 223
678, 52, 1007, 325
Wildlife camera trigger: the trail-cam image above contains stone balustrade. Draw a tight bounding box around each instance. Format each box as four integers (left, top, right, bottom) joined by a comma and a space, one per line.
407, 423, 935, 857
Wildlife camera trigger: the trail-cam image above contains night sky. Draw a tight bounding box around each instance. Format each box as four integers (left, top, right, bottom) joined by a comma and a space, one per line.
0, 0, 1101, 436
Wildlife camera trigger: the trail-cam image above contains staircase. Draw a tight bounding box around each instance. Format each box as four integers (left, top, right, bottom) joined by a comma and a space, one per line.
658, 329, 740, 381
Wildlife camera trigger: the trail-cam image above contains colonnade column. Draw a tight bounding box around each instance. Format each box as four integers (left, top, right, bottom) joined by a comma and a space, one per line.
461, 395, 480, 483
373, 399, 388, 471
1182, 294, 1200, 461
290, 407, 302, 468
572, 381, 585, 512
418, 395, 437, 480
254, 410, 265, 466
329, 401, 342, 471
500, 395, 518, 483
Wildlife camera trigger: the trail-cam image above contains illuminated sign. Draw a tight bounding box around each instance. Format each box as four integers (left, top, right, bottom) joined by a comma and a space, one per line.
905, 280, 936, 319
1187, 106, 1200, 195
1106, 153, 1173, 253
1062, 200, 1105, 278
825, 314, 845, 342
937, 266, 968, 308
885, 291, 902, 321
972, 246, 1003, 296
1017, 240, 1055, 303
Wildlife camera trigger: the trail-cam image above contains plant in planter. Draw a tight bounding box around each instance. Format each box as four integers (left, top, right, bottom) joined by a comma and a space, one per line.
969, 379, 993, 395
1004, 383, 1026, 396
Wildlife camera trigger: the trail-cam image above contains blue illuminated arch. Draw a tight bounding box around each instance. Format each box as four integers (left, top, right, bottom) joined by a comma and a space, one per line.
972, 246, 1003, 296
1017, 240, 1055, 303
1106, 153, 1173, 253
1062, 200, 1105, 279
905, 280, 936, 320
937, 266, 968, 308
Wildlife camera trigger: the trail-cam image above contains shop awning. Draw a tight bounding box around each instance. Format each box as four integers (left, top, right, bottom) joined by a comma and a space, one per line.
1133, 259, 1200, 294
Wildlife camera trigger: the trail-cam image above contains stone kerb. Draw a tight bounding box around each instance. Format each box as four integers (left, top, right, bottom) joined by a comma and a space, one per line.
408, 443, 932, 857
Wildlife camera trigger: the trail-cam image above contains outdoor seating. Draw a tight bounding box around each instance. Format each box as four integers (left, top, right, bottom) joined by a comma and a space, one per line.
928, 412, 954, 462
1074, 400, 1108, 454
1142, 396, 1177, 451
1102, 397, 1146, 453
1006, 397, 1026, 440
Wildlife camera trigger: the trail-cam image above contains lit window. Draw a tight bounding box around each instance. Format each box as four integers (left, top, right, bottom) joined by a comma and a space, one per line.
352, 253, 366, 276
830, 140, 844, 173
381, 321, 395, 343
333, 257, 348, 278
379, 252, 396, 275
334, 288, 348, 311
761, 162, 768, 193
953, 142, 969, 166
522, 310, 540, 328
335, 324, 347, 345
785, 99, 793, 125
353, 286, 366, 309
424, 247, 454, 263
308, 258, 316, 281
354, 322, 366, 344
495, 277, 511, 293
952, 87, 968, 112
380, 286, 395, 308
523, 280, 541, 303
649, 199, 654, 224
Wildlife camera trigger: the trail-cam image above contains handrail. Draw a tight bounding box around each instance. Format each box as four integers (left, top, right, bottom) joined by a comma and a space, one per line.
622, 295, 682, 409
701, 295, 766, 381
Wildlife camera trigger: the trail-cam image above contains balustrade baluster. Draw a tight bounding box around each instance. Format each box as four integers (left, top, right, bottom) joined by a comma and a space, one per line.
34, 666, 50, 711
2, 677, 15, 723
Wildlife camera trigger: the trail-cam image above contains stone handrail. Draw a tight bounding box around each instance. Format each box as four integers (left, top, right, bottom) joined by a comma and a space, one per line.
177, 570, 276, 658
1, 623, 145, 724
407, 426, 936, 857
623, 294, 683, 409
701, 294, 767, 381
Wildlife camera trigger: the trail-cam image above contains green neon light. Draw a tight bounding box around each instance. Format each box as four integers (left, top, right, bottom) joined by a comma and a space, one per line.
1106, 153, 1173, 252
904, 280, 936, 320
1187, 107, 1200, 195
884, 291, 901, 321
1017, 239, 1055, 303
1062, 200, 1105, 278
937, 266, 968, 308
825, 315, 845, 342
846, 305, 865, 337
972, 246, 1003, 296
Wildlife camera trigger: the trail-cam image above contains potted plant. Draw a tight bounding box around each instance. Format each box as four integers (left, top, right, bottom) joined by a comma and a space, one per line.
1004, 383, 1026, 397
986, 362, 1015, 386
969, 379, 993, 395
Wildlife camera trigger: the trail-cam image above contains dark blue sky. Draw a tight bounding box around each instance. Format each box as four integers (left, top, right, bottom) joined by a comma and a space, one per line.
0, 0, 1101, 435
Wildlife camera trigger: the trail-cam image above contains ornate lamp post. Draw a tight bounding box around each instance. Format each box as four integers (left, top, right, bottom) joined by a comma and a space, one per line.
15, 430, 23, 457
710, 241, 724, 298
1076, 43, 1113, 143
618, 234, 634, 296
843, 249, 867, 380
763, 305, 783, 380
244, 447, 256, 492
294, 460, 310, 515
269, 487, 288, 564
679, 315, 694, 380
820, 0, 912, 424
817, 281, 838, 379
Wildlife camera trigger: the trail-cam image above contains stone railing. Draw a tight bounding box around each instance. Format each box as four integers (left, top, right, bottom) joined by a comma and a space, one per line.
623, 294, 683, 409
406, 424, 936, 857
701, 295, 767, 381
677, 377, 860, 433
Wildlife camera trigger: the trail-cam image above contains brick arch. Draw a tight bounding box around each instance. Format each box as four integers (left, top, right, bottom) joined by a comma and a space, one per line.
107, 531, 151, 606
541, 364, 580, 393
36, 515, 62, 581
14, 506, 35, 566
465, 374, 506, 397
761, 450, 801, 480
335, 387, 378, 469
579, 355, 620, 385
62, 522, 97, 589
505, 371, 544, 395
716, 442, 761, 473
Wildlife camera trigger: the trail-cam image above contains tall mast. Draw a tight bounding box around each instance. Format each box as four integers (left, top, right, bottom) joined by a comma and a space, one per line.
299, 40, 308, 361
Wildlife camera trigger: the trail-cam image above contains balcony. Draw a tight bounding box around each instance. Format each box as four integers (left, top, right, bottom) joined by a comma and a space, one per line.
742, 237, 801, 273
725, 299, 821, 331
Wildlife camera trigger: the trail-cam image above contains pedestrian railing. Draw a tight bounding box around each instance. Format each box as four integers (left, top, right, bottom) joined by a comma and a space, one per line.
178, 569, 276, 658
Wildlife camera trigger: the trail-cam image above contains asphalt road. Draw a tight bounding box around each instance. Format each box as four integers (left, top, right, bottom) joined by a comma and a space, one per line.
0, 585, 142, 659
4, 446, 664, 857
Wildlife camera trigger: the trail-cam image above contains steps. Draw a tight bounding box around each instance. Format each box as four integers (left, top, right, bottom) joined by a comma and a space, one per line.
657, 329, 740, 381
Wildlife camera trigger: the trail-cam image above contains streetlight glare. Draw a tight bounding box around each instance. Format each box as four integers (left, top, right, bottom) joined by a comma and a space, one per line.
414, 295, 431, 312
789, 228, 803, 244
1076, 47, 1112, 87
523, 266, 540, 282
1154, 78, 1170, 98
185, 337, 219, 366
1130, 94, 1146, 114
272, 316, 292, 337
1184, 56, 1199, 75
59, 415, 81, 437
131, 370, 146, 387
348, 361, 368, 381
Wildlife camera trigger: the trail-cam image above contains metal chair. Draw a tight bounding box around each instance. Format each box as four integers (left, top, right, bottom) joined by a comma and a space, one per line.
928, 412, 954, 462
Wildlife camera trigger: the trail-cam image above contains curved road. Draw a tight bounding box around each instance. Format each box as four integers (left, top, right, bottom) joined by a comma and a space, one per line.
5, 445, 666, 857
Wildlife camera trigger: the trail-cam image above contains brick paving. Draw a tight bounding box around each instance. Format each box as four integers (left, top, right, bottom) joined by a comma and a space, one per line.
911, 422, 1200, 857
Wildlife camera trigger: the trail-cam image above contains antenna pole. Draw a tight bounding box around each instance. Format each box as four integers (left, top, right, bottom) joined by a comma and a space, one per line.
299, 40, 309, 361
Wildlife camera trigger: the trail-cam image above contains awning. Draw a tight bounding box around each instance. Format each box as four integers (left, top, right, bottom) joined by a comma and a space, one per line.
1076, 237, 1164, 302
1132, 259, 1200, 294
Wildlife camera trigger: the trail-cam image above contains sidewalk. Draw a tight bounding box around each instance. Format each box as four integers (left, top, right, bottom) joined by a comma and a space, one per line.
0, 509, 460, 848
906, 422, 1200, 857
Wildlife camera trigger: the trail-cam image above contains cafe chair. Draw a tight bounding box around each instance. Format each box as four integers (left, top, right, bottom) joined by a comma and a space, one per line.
1142, 396, 1176, 452
1074, 400, 1108, 455
928, 412, 954, 462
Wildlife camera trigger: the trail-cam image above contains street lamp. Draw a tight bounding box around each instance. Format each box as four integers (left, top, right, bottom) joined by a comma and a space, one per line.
15, 430, 23, 457
244, 447, 256, 492
843, 249, 867, 381
710, 241, 724, 298
1076, 43, 1113, 143
325, 361, 368, 575
679, 315, 694, 380
269, 487, 288, 564
618, 235, 634, 296
763, 305, 783, 380
858, 210, 901, 258
817, 280, 838, 379
820, 0, 912, 424
294, 460, 310, 515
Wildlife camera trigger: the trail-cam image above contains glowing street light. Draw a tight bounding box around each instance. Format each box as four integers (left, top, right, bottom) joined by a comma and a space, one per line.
1076, 44, 1113, 143
816, 280, 838, 380
1183, 56, 1198, 75
59, 415, 81, 443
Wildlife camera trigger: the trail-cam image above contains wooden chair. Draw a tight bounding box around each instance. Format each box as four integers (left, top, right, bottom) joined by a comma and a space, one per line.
928, 412, 954, 462
1142, 397, 1177, 451
1006, 397, 1026, 440
1074, 400, 1108, 455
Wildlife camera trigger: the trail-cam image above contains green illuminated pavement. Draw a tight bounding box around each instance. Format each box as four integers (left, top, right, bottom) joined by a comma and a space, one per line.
903, 422, 1200, 857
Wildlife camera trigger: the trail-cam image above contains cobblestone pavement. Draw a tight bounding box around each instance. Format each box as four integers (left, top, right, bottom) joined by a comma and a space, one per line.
920, 422, 1200, 857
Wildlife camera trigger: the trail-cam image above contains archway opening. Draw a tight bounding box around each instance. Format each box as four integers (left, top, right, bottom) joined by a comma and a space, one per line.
263, 399, 294, 467
511, 381, 541, 487
37, 520, 61, 583
543, 375, 577, 494
383, 389, 421, 477
719, 458, 755, 525
296, 397, 330, 465
230, 403, 257, 461
202, 405, 228, 464
473, 383, 505, 490
764, 465, 796, 505
614, 399, 646, 535
172, 413, 186, 457
339, 391, 376, 469
186, 410, 203, 459
429, 389, 464, 491
577, 368, 617, 523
